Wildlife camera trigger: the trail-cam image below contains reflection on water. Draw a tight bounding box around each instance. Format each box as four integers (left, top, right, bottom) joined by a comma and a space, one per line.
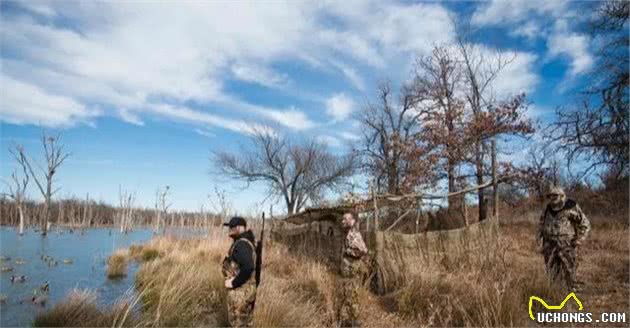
0, 226, 208, 327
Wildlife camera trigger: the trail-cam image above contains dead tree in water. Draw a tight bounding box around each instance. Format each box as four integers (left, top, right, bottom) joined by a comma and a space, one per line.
18, 134, 70, 236
3, 145, 30, 235
209, 187, 232, 225
82, 193, 92, 227
154, 185, 171, 233
118, 187, 136, 234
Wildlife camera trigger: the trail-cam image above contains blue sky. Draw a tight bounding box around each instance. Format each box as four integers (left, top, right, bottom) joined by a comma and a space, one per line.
0, 1, 598, 213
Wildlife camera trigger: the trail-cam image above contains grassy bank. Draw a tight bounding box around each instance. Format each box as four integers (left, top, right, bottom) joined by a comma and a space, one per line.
36, 214, 629, 327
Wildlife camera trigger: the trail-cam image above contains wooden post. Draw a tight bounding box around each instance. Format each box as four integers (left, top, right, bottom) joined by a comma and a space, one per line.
372, 183, 379, 232
463, 199, 469, 226
491, 139, 499, 221
366, 183, 372, 233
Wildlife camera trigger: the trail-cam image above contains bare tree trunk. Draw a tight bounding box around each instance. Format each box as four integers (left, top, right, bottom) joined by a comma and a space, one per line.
82, 194, 88, 227
155, 210, 161, 233
491, 139, 499, 221
475, 143, 486, 221
373, 186, 379, 231
43, 197, 51, 235
463, 199, 469, 226
18, 205, 25, 235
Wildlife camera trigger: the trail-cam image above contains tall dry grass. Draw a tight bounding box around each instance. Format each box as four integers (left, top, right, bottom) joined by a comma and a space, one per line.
133, 231, 230, 327
129, 229, 339, 327
107, 249, 129, 279
379, 222, 571, 327
32, 289, 137, 327
38, 213, 629, 327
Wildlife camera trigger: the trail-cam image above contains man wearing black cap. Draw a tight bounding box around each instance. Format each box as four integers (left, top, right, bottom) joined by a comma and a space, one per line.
222, 216, 257, 327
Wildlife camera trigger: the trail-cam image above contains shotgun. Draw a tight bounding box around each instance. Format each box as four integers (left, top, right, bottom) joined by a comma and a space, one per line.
255, 212, 265, 287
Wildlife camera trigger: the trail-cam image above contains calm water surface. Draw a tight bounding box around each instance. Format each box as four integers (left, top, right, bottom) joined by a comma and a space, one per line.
0, 226, 205, 327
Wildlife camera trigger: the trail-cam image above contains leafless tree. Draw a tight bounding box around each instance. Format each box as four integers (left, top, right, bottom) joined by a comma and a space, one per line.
17, 133, 71, 236
2, 145, 31, 235
214, 131, 356, 215
154, 185, 171, 233
549, 0, 628, 178
518, 144, 562, 206
118, 187, 136, 234
208, 186, 233, 223
358, 82, 430, 195
82, 193, 92, 227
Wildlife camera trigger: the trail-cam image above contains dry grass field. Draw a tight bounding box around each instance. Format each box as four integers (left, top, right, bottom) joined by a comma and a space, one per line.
34, 211, 629, 327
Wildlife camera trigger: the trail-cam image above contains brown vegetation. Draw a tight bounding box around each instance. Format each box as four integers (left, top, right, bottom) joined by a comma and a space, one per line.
44, 210, 628, 327
32, 290, 136, 327
106, 249, 129, 279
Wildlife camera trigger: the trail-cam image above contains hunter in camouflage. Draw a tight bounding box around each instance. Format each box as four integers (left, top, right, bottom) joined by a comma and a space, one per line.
222, 216, 257, 327
336, 212, 368, 327
537, 186, 591, 291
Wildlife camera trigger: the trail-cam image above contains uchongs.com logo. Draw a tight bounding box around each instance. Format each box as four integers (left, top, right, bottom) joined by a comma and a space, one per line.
529, 292, 627, 324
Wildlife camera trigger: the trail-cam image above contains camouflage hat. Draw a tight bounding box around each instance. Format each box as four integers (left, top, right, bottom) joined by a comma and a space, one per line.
546, 186, 565, 196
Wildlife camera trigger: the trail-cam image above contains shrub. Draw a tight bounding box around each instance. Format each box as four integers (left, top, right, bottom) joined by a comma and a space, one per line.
128, 244, 144, 259
141, 248, 159, 262
33, 289, 136, 327
107, 250, 128, 279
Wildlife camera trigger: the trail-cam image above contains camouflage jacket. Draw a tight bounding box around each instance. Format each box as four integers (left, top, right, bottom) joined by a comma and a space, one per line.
222, 237, 257, 288
537, 199, 591, 242
340, 226, 368, 278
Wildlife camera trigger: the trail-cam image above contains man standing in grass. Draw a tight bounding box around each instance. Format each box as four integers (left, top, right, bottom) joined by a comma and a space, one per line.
537, 186, 591, 292
336, 211, 368, 327
222, 216, 257, 327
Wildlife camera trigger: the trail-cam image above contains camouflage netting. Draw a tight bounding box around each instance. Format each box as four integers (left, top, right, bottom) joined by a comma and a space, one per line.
371, 217, 498, 294
270, 215, 344, 266
271, 207, 499, 295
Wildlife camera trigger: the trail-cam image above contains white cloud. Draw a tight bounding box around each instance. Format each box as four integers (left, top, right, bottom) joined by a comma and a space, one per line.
149, 104, 275, 136
0, 76, 98, 127
1, 1, 458, 134
262, 107, 315, 131
491, 51, 539, 98
452, 44, 539, 99
316, 135, 343, 148
194, 128, 215, 138
471, 0, 591, 80
118, 108, 144, 126
511, 21, 542, 41
326, 93, 355, 122
322, 1, 454, 57
472, 0, 569, 26
329, 61, 366, 91
525, 105, 556, 121
17, 2, 56, 17
339, 131, 361, 141
231, 63, 290, 88
547, 31, 593, 76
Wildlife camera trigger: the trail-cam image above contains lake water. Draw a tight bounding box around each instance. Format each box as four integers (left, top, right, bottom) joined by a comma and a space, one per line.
0, 226, 196, 327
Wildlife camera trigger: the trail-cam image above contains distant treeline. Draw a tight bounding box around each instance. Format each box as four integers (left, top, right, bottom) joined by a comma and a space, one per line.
0, 197, 224, 229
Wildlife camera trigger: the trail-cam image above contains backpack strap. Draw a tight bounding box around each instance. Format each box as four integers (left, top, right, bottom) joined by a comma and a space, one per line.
232, 238, 257, 269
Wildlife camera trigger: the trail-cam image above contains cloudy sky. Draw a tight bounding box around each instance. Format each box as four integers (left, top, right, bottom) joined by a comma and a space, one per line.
0, 0, 597, 213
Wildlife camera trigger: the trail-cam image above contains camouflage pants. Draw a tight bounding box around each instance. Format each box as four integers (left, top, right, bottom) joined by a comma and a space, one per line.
542, 237, 578, 290
335, 277, 361, 327
227, 283, 257, 328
